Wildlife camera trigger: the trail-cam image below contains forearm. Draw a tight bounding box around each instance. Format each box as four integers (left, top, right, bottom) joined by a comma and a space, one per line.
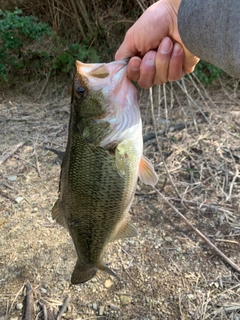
178, 0, 240, 78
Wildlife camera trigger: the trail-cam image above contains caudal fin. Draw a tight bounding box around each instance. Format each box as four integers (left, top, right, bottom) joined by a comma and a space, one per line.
71, 261, 97, 284
71, 260, 120, 284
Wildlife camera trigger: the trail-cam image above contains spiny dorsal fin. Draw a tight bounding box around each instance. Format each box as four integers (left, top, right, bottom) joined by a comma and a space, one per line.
139, 155, 158, 187
113, 220, 138, 241
51, 199, 66, 228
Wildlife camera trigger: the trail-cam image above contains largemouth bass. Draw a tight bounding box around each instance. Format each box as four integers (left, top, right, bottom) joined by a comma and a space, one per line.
52, 60, 158, 284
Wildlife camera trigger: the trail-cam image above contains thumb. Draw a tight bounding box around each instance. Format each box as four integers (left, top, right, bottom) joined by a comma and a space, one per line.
115, 42, 136, 61
183, 48, 200, 74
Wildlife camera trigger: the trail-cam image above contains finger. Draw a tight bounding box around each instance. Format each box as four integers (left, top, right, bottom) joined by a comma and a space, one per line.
168, 42, 185, 81
153, 37, 173, 85
137, 51, 156, 89
126, 57, 141, 82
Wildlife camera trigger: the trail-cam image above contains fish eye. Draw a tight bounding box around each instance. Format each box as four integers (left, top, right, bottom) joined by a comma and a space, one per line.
75, 80, 86, 98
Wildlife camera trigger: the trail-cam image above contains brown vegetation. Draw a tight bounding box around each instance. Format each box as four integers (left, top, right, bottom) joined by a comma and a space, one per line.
0, 1, 240, 319
1, 74, 240, 319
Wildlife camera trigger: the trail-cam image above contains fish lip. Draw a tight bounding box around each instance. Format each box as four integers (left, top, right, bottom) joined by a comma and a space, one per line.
76, 60, 128, 75
75, 60, 129, 93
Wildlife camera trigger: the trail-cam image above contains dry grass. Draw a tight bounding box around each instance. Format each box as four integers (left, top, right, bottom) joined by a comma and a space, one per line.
0, 74, 240, 319
1, 0, 144, 46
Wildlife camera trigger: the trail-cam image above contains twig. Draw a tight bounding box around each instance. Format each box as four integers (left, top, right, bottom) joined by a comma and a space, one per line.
22, 281, 34, 320
176, 80, 210, 124
0, 142, 25, 165
57, 294, 71, 320
225, 148, 239, 202
34, 69, 52, 101
39, 299, 48, 320
117, 245, 137, 283
154, 188, 240, 273
75, 0, 93, 33
0, 188, 17, 203
8, 285, 24, 314
143, 122, 195, 143
31, 141, 41, 177
135, 0, 147, 12
68, 0, 86, 40
149, 87, 181, 198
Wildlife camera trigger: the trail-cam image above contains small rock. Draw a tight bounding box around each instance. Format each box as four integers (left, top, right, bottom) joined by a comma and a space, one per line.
108, 304, 119, 310
16, 303, 23, 310
40, 287, 47, 294
104, 279, 113, 289
92, 303, 97, 310
87, 303, 92, 308
119, 294, 131, 306
99, 306, 104, 316
8, 175, 17, 181
15, 197, 24, 203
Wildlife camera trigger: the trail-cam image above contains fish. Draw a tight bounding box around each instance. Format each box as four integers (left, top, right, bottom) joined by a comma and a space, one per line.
51, 59, 158, 284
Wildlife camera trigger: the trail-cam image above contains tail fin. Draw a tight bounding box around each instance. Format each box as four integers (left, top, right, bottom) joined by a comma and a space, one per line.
71, 261, 120, 284
71, 261, 97, 284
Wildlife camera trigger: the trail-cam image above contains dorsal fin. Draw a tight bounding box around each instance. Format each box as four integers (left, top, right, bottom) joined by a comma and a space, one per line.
139, 155, 158, 187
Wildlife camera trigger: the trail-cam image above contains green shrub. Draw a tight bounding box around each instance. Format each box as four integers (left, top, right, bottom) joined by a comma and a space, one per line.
0, 8, 51, 81
52, 43, 99, 74
193, 60, 223, 86
0, 8, 99, 81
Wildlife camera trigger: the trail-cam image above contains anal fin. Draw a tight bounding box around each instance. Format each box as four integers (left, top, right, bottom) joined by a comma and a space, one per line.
139, 155, 158, 187
112, 219, 138, 241
51, 199, 66, 228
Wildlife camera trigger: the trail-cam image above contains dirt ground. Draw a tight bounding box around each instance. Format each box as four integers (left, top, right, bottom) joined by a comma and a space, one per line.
0, 75, 240, 320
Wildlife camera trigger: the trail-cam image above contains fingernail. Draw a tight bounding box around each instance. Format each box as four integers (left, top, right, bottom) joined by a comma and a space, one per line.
130, 64, 140, 71
129, 58, 141, 71
173, 43, 182, 56
146, 57, 155, 66
160, 37, 172, 54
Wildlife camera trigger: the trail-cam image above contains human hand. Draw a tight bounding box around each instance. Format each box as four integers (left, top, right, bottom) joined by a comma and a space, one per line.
115, 0, 200, 88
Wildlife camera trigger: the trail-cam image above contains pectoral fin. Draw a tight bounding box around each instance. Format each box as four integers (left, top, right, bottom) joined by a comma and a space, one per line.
51, 199, 66, 228
115, 145, 127, 177
139, 156, 158, 187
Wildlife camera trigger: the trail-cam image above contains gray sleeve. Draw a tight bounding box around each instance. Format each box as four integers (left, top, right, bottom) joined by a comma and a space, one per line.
178, 0, 240, 78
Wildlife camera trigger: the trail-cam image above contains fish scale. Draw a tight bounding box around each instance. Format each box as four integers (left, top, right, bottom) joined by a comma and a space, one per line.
52, 60, 158, 284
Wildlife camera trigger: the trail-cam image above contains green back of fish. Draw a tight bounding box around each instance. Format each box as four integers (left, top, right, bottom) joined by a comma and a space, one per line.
55, 109, 140, 268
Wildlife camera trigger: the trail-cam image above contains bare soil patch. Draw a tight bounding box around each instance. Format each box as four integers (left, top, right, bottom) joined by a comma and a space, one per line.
0, 76, 240, 319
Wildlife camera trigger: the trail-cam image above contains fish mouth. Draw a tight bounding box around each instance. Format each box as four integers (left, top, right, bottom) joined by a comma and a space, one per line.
75, 60, 128, 90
